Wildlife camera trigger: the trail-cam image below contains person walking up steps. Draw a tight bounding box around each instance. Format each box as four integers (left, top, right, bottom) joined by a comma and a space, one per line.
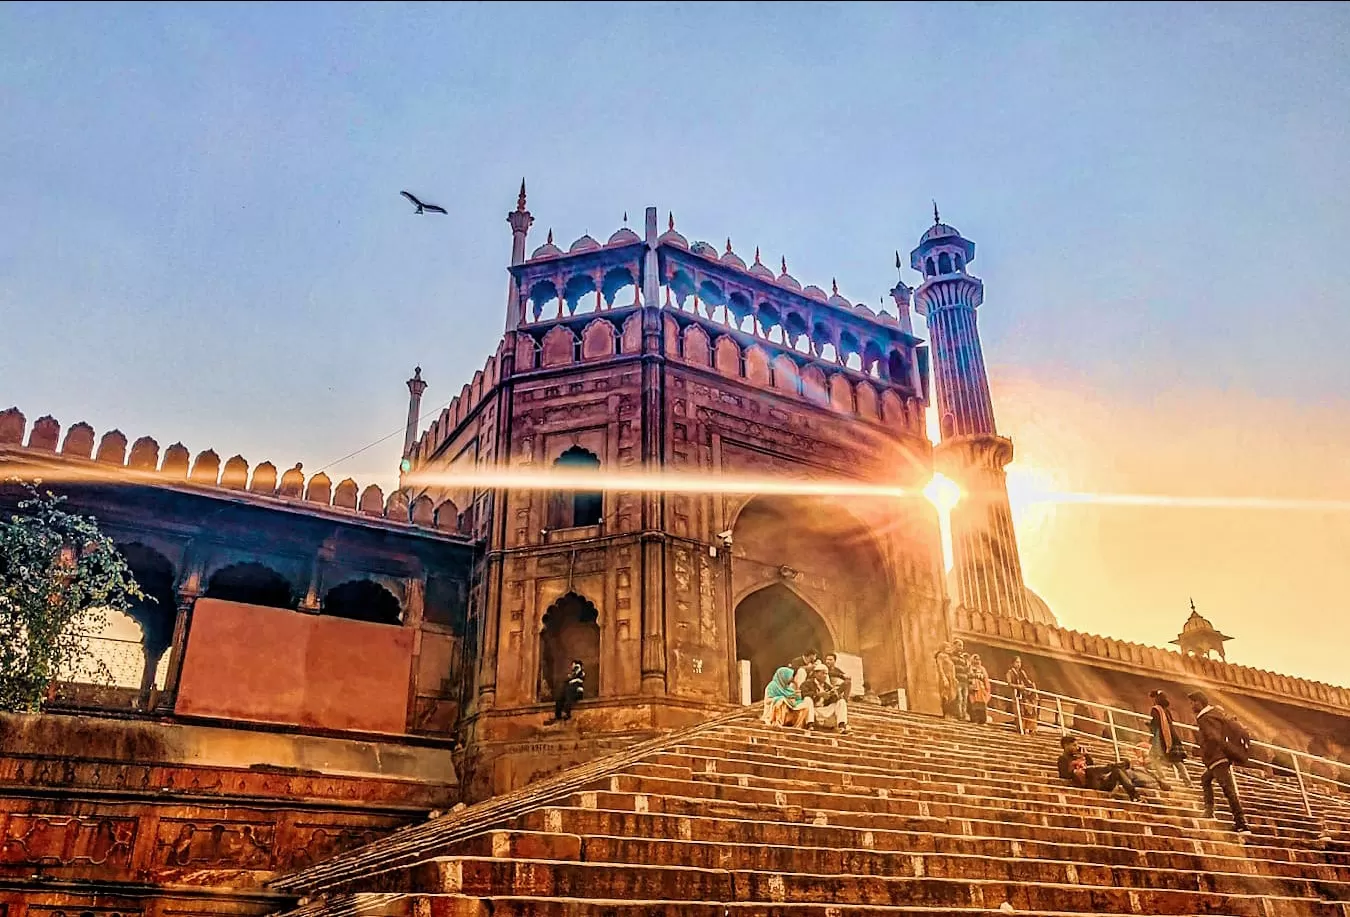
1187, 690, 1253, 835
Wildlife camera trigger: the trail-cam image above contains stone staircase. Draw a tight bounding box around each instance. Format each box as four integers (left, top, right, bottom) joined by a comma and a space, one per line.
275, 706, 1350, 916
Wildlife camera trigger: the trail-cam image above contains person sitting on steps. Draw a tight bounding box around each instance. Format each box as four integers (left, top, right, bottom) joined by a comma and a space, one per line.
763, 666, 812, 727
1056, 734, 1141, 802
801, 662, 849, 733
550, 659, 585, 723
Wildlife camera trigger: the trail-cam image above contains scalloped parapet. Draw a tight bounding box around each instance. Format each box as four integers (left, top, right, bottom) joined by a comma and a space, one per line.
953, 605, 1350, 713
0, 407, 464, 535
407, 345, 504, 471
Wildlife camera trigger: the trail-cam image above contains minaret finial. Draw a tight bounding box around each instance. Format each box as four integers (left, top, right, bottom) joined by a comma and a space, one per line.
668, 212, 675, 231
754, 246, 761, 264
516, 178, 527, 212
623, 211, 629, 224
832, 277, 839, 295
1190, 597, 1197, 614
933, 200, 941, 225
546, 228, 553, 244
780, 256, 788, 274
725, 237, 733, 254
895, 250, 903, 273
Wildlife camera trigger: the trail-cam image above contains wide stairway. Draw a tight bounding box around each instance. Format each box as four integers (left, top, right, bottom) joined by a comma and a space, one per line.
275, 706, 1350, 917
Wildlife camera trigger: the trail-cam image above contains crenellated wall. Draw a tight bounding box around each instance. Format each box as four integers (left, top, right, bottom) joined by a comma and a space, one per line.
953, 605, 1350, 715
0, 406, 464, 533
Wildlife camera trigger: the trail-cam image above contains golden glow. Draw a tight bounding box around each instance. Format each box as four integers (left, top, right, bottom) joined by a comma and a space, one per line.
923, 473, 963, 513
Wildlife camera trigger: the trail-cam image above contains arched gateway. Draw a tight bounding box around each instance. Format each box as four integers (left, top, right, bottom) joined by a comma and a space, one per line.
730, 494, 904, 703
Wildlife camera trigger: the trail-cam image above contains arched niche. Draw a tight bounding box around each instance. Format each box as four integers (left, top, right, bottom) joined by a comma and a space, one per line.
204, 562, 297, 610
322, 579, 402, 626
730, 494, 899, 698
547, 446, 602, 529
538, 592, 600, 703
735, 583, 833, 705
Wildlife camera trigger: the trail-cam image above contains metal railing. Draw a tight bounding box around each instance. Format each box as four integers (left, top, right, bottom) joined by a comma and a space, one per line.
985, 678, 1350, 823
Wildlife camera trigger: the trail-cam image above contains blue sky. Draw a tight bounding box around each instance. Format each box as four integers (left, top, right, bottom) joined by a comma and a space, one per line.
2, 3, 1348, 685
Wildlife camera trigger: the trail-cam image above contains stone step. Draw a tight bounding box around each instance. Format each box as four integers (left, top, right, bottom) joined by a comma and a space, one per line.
513, 806, 1350, 877
587, 772, 1338, 847
406, 856, 1350, 916
562, 790, 1350, 870
441, 829, 1350, 901
426, 897, 1211, 917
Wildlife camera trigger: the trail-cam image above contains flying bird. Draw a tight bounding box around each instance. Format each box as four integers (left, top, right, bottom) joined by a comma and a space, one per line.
400, 191, 447, 215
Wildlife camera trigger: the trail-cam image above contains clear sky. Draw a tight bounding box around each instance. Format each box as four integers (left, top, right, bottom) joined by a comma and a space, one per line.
3, 3, 1348, 686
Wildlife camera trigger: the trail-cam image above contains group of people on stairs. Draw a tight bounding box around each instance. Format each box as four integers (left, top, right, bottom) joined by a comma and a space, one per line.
761, 649, 852, 734
1056, 687, 1253, 835
936, 640, 1034, 731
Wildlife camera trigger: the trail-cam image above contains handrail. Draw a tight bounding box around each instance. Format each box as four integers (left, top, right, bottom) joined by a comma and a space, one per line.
272, 705, 757, 897
986, 678, 1350, 821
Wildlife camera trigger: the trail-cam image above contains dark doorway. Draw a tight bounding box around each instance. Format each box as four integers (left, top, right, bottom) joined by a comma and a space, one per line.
204, 562, 296, 610
322, 580, 402, 625
547, 446, 602, 529
538, 592, 600, 703
735, 583, 832, 704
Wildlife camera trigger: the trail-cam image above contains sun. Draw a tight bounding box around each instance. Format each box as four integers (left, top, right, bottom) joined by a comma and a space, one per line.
923, 473, 962, 513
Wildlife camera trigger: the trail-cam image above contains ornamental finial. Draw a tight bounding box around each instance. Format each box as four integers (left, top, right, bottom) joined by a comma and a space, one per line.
668, 212, 675, 231
623, 211, 628, 224
933, 200, 941, 225
726, 237, 733, 254
546, 228, 553, 244
780, 256, 788, 274
895, 250, 902, 272
832, 277, 839, 295
516, 178, 527, 212
754, 246, 761, 264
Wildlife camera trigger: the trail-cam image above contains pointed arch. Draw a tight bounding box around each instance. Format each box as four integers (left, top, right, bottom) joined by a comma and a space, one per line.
204, 562, 297, 610
322, 579, 402, 626
538, 592, 601, 703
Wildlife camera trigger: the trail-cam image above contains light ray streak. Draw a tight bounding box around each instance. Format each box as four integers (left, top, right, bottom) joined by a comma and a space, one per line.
1035, 490, 1350, 512
404, 469, 916, 499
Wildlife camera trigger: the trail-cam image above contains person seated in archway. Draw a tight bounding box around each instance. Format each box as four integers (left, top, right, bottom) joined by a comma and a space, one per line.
802, 662, 849, 734
549, 659, 586, 723
788, 649, 820, 688
762, 666, 812, 728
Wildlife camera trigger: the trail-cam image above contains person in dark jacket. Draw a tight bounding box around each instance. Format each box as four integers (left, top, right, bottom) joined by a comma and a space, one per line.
552, 660, 585, 722
1187, 691, 1252, 834
1056, 735, 1140, 801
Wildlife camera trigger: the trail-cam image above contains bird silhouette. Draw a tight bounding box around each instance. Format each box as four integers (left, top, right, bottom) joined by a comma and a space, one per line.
400, 191, 447, 215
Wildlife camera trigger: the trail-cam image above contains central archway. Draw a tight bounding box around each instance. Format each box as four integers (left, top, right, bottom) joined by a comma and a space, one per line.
735, 583, 832, 704
729, 494, 900, 703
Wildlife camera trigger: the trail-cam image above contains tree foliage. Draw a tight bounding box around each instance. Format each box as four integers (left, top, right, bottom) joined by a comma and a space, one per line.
0, 481, 143, 712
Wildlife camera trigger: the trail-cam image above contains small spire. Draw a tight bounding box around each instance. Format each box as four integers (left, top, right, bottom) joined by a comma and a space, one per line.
780, 256, 788, 274
414, 366, 422, 380
754, 246, 762, 264
1190, 597, 1197, 614
933, 200, 941, 225
895, 250, 902, 272
516, 178, 527, 212
725, 237, 733, 254
623, 211, 628, 224
668, 212, 675, 231
832, 278, 839, 295
546, 228, 553, 244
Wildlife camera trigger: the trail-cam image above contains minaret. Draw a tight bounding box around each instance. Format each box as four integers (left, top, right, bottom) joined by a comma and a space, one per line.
403, 366, 427, 460
911, 210, 1030, 621
504, 178, 535, 332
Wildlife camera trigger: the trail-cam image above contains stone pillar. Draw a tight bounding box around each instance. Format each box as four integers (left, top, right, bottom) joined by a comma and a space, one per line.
504, 180, 534, 332
911, 220, 1030, 622
476, 349, 517, 711
155, 591, 199, 713
638, 206, 667, 693
404, 367, 428, 460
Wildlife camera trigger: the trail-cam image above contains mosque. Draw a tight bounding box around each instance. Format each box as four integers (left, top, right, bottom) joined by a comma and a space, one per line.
1, 187, 1348, 915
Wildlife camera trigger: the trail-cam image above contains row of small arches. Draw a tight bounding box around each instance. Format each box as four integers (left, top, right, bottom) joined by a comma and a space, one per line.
511, 318, 922, 431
